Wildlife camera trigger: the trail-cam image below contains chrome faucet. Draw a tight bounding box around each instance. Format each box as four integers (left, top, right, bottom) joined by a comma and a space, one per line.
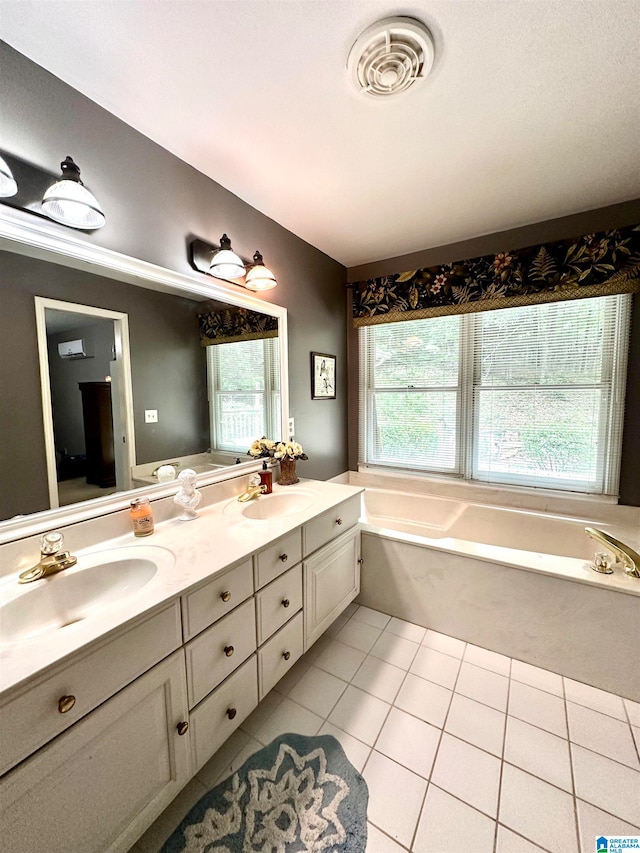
18, 531, 78, 584
585, 527, 640, 579
237, 474, 267, 503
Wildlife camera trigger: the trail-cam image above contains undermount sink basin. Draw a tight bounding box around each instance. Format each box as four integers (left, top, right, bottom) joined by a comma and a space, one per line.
0, 546, 174, 645
240, 490, 314, 520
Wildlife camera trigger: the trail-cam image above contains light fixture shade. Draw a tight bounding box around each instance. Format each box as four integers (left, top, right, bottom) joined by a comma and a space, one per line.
41, 156, 105, 230
0, 155, 18, 197
209, 233, 246, 279
245, 250, 277, 291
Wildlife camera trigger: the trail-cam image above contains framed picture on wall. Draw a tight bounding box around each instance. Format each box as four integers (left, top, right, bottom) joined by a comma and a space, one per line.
311, 352, 336, 400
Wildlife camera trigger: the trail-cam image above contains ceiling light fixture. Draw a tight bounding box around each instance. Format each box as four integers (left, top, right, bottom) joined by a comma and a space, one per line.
41, 156, 106, 230
0, 155, 18, 197
244, 251, 278, 291
209, 233, 246, 280
347, 16, 435, 98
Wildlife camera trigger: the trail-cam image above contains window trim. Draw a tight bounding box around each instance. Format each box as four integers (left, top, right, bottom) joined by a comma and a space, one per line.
359, 295, 631, 496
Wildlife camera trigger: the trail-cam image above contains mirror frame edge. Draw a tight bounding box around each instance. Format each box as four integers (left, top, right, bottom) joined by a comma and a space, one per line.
0, 206, 290, 545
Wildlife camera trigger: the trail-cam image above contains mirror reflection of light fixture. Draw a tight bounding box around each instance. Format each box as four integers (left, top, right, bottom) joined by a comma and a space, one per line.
41, 156, 106, 230
244, 250, 277, 291
209, 233, 246, 280
0, 155, 18, 197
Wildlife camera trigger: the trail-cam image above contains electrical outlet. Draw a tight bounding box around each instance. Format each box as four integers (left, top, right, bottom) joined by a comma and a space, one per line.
145, 409, 158, 424
288, 417, 295, 438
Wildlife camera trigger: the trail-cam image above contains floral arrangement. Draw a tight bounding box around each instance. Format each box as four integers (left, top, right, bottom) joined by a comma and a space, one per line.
248, 437, 276, 459
248, 437, 308, 461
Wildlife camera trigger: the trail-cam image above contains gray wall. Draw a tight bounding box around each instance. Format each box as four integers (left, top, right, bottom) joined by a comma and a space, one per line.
0, 43, 349, 490
48, 319, 115, 457
0, 251, 209, 519
347, 200, 640, 506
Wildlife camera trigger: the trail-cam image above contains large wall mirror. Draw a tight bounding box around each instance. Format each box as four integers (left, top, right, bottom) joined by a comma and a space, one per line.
0, 209, 288, 541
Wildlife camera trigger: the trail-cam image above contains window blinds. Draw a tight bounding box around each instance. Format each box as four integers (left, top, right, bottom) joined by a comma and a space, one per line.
359, 295, 630, 495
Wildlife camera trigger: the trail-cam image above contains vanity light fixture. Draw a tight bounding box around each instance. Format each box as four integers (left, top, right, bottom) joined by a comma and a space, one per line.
41, 156, 106, 230
209, 233, 246, 280
244, 251, 278, 291
0, 155, 18, 197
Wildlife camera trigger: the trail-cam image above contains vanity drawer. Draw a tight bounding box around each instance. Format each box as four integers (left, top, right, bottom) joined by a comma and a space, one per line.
185, 597, 256, 708
181, 558, 253, 641
255, 564, 302, 645
302, 494, 361, 556
0, 601, 182, 776
258, 611, 304, 699
190, 655, 258, 772
254, 530, 302, 589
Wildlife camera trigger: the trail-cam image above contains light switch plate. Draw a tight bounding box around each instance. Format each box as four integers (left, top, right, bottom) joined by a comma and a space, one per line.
145, 409, 158, 424
288, 417, 295, 438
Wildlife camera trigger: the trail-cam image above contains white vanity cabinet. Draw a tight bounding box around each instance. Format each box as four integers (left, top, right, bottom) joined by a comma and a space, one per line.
1, 650, 191, 853
0, 483, 363, 853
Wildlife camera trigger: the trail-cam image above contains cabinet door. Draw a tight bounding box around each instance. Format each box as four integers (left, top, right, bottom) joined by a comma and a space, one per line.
0, 651, 191, 853
303, 527, 361, 650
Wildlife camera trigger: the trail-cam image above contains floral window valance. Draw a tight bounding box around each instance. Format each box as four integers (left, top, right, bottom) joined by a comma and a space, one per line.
198, 306, 278, 346
351, 225, 640, 326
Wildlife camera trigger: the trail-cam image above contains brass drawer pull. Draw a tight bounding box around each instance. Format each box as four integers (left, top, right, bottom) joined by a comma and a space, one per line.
279, 553, 288, 563
282, 651, 291, 661
58, 695, 76, 714
227, 707, 237, 720
224, 645, 234, 657
177, 721, 189, 736
221, 590, 231, 602
336, 517, 343, 525
282, 598, 290, 608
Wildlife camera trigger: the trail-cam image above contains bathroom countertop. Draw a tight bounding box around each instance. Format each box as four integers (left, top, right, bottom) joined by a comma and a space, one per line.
0, 479, 363, 698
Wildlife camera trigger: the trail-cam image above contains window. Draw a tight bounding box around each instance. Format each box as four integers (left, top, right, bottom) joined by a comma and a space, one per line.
207, 337, 280, 452
359, 295, 630, 494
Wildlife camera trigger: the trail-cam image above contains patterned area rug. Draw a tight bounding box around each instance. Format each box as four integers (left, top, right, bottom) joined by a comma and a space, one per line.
160, 733, 369, 852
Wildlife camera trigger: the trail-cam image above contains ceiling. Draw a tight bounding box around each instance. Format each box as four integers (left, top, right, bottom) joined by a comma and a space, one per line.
2, 1, 640, 268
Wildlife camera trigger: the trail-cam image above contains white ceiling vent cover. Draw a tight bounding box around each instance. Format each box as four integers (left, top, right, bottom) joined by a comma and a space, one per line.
347, 17, 435, 97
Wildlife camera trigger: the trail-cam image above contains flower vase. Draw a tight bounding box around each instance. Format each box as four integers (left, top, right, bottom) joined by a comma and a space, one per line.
279, 457, 299, 486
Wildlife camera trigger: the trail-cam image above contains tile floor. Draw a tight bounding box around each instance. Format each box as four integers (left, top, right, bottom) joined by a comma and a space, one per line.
132, 604, 640, 853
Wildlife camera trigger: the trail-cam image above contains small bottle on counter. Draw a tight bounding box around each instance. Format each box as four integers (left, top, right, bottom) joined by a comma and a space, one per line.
129, 497, 154, 537
259, 460, 273, 494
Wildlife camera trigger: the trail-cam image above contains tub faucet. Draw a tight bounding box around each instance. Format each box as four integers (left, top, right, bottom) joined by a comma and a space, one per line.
237, 474, 266, 503
585, 527, 640, 579
18, 531, 78, 584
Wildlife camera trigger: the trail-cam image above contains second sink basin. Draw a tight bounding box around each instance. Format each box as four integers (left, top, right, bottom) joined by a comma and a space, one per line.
0, 546, 174, 645
241, 490, 314, 520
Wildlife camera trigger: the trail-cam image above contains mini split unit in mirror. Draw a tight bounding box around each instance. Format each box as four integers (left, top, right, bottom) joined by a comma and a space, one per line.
189, 236, 278, 291
0, 149, 105, 230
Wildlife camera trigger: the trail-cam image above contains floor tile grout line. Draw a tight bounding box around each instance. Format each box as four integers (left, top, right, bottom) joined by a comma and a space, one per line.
368, 821, 412, 852
565, 672, 582, 853
408, 645, 465, 852
570, 738, 640, 774
495, 821, 556, 853
573, 797, 640, 834
492, 654, 512, 853
623, 698, 640, 766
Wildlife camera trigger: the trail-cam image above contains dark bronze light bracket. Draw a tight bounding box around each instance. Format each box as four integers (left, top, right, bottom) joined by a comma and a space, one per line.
0, 149, 59, 221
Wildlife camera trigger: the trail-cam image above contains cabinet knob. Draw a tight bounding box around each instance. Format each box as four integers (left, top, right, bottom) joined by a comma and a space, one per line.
224, 645, 234, 657
358, 558, 364, 565
282, 598, 290, 608
227, 707, 237, 720
282, 651, 291, 661
58, 695, 76, 714
221, 590, 231, 602
279, 553, 288, 563
336, 517, 343, 525
176, 721, 189, 736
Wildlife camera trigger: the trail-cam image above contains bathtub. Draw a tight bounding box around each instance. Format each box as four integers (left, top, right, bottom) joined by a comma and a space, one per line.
355, 484, 640, 701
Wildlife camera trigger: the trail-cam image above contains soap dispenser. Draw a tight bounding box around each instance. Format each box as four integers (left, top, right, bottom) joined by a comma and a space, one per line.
259, 460, 273, 494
